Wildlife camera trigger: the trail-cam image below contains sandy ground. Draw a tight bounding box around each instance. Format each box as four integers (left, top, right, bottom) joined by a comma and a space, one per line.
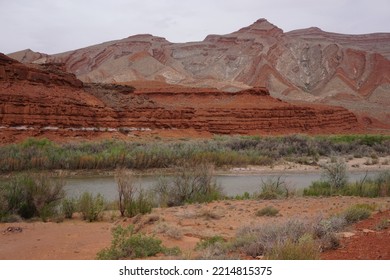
1, 196, 390, 260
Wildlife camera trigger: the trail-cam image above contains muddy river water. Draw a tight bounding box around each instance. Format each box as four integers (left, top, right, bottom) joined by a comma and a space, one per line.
64, 171, 379, 201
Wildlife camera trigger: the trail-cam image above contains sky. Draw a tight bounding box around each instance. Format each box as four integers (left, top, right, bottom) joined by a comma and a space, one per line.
1, 0, 389, 55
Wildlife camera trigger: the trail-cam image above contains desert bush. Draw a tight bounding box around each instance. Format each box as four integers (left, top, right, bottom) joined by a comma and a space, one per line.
97, 225, 180, 260
78, 192, 105, 222
198, 208, 222, 220
196, 235, 226, 250
265, 234, 320, 260
0, 172, 65, 220
373, 171, 390, 196
257, 176, 289, 199
115, 169, 136, 217
195, 235, 232, 259
320, 158, 348, 192
342, 204, 372, 224
115, 169, 153, 217
154, 162, 224, 206
303, 180, 333, 196
256, 206, 279, 217
197, 242, 234, 260
61, 197, 77, 219
0, 189, 8, 221
129, 189, 153, 217
233, 192, 252, 200
313, 216, 347, 238
97, 225, 165, 260
154, 222, 183, 240
375, 219, 389, 230
313, 216, 347, 251
234, 219, 311, 258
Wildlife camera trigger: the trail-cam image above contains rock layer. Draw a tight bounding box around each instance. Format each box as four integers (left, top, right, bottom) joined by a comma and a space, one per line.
9, 19, 389, 126
0, 53, 362, 143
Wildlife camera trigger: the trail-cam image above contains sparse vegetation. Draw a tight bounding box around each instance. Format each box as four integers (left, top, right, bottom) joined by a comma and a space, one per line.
375, 219, 389, 230
0, 135, 389, 172
97, 225, 165, 260
195, 235, 232, 259
313, 216, 347, 251
97, 225, 180, 260
256, 206, 279, 217
196, 235, 226, 250
265, 234, 320, 260
154, 222, 183, 240
304, 171, 390, 197
232, 219, 311, 258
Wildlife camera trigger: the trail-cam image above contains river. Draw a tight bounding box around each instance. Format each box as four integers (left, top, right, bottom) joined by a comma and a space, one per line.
64, 171, 379, 201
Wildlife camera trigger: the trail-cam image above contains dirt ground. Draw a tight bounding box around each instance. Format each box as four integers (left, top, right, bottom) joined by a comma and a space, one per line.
1, 196, 389, 260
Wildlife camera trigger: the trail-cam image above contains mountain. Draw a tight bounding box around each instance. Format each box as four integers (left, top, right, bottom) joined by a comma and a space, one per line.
7, 18, 390, 128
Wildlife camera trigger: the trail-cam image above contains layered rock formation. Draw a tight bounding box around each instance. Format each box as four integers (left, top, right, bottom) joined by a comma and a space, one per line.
9, 19, 389, 127
0, 53, 362, 143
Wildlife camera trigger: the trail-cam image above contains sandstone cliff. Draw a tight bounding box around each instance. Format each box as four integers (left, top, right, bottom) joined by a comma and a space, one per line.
0, 53, 363, 143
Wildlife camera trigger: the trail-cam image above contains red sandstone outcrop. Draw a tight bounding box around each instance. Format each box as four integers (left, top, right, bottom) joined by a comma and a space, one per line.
0, 53, 364, 143
9, 19, 389, 127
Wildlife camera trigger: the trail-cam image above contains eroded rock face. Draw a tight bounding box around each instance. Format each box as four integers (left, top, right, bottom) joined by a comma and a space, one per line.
10, 19, 388, 126
0, 53, 363, 143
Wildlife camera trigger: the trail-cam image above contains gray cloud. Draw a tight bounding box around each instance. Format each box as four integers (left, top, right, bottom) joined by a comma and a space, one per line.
1, 0, 389, 54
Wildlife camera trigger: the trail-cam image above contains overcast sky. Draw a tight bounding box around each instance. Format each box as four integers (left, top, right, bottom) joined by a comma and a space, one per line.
1, 0, 389, 55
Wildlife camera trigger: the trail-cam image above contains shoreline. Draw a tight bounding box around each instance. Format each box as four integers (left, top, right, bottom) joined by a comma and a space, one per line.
0, 156, 388, 179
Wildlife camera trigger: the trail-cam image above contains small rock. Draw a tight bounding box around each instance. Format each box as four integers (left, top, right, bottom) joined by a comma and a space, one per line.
338, 232, 356, 238
362, 229, 375, 233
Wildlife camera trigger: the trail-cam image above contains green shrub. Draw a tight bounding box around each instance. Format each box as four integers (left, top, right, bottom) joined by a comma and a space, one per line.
233, 192, 252, 200
154, 162, 224, 206
78, 192, 105, 222
62, 198, 77, 219
0, 172, 65, 220
303, 181, 333, 196
342, 204, 372, 224
96, 225, 165, 260
115, 169, 153, 217
195, 236, 233, 260
320, 158, 348, 191
256, 206, 279, 217
305, 171, 390, 198
125, 189, 154, 218
196, 235, 226, 250
257, 177, 288, 200
0, 135, 389, 172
